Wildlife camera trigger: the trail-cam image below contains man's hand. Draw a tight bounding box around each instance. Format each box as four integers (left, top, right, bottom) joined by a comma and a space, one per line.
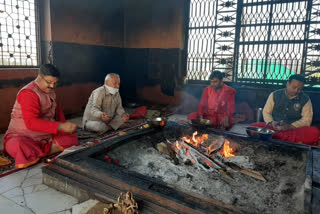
276, 121, 295, 131
60, 122, 77, 134
122, 113, 129, 122
101, 112, 110, 122
271, 121, 280, 129
220, 116, 230, 128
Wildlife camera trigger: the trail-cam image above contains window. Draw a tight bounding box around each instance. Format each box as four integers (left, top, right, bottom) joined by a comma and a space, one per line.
187, 0, 320, 87
0, 0, 39, 67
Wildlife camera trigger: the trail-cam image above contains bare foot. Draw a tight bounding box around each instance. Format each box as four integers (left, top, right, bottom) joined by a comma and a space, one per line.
49, 144, 63, 155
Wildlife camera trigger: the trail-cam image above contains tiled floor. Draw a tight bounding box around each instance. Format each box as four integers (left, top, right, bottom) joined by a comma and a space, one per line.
0, 116, 84, 214
0, 163, 77, 214
0, 114, 250, 213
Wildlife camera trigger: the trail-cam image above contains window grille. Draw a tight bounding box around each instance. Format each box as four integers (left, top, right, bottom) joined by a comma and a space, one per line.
187, 0, 320, 86
0, 0, 39, 67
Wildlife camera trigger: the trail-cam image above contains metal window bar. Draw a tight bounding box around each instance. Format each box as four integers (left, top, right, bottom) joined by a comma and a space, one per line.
187, 0, 320, 87
0, 0, 40, 67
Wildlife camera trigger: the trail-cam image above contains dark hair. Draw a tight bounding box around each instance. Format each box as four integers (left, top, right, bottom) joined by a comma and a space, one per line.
209, 70, 224, 80
288, 74, 305, 83
39, 64, 60, 78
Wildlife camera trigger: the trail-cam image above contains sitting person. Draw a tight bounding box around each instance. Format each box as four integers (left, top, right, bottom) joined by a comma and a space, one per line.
250, 74, 320, 145
3, 64, 78, 168
188, 71, 236, 129
82, 73, 129, 133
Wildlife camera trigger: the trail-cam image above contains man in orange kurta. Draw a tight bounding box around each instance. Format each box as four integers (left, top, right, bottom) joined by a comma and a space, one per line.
188, 71, 236, 129
4, 64, 78, 168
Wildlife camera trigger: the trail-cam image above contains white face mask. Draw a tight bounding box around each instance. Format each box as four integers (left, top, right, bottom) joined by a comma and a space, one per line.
105, 85, 119, 95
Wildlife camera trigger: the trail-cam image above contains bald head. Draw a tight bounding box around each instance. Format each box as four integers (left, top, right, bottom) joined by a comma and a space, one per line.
105, 73, 120, 89
105, 73, 119, 81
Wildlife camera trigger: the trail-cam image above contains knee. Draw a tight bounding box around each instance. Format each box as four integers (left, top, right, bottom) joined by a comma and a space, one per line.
309, 126, 320, 137
85, 121, 108, 133
5, 140, 17, 156
5, 137, 28, 156
95, 123, 108, 133
70, 133, 78, 143
187, 112, 199, 120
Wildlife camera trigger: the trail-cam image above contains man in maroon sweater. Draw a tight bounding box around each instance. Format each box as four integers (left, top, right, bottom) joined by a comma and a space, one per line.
4, 64, 78, 168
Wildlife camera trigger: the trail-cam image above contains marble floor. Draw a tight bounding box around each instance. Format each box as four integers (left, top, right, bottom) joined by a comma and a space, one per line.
0, 163, 77, 214
0, 117, 85, 214
0, 114, 250, 213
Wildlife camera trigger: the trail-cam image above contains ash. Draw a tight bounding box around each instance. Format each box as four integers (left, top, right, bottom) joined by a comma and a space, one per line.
107, 123, 306, 214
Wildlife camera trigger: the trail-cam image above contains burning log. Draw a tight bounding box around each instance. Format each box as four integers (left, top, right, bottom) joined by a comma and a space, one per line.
182, 131, 208, 148
171, 140, 221, 173
156, 142, 176, 159
206, 138, 224, 155
156, 142, 179, 164
168, 131, 267, 182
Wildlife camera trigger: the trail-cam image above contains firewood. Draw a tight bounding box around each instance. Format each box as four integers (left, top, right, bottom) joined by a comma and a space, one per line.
206, 137, 225, 155
225, 162, 266, 182
238, 168, 267, 182
219, 169, 233, 180
156, 142, 176, 159
224, 156, 255, 169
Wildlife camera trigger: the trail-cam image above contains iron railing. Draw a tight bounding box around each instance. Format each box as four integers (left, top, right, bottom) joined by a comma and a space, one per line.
187, 0, 320, 86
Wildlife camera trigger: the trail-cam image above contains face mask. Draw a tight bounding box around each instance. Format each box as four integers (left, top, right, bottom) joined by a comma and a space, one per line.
105, 85, 119, 95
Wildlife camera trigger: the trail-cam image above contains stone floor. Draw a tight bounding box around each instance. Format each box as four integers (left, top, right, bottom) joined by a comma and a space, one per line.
0, 163, 77, 214
0, 114, 250, 214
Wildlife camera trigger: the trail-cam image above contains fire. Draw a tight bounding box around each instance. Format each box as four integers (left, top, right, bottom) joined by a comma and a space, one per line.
175, 132, 235, 161
220, 140, 235, 158
182, 131, 208, 147
174, 141, 181, 150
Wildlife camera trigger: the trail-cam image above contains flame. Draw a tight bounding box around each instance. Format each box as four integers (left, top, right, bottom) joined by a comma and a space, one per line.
176, 132, 236, 160
220, 140, 235, 158
182, 131, 208, 147
173, 140, 196, 164
175, 141, 181, 150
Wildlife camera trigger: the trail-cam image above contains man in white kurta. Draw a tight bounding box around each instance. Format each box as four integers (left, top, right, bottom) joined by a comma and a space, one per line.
82, 73, 129, 133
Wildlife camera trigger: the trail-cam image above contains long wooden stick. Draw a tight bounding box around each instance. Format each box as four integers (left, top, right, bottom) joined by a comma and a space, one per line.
237, 168, 267, 182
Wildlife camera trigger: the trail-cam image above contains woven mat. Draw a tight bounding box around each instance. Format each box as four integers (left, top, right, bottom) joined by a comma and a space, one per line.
0, 104, 173, 177
0, 151, 63, 177
0, 151, 15, 175
0, 119, 146, 176
77, 119, 146, 145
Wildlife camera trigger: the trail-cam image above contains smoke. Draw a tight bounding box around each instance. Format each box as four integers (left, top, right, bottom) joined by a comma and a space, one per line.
173, 86, 203, 115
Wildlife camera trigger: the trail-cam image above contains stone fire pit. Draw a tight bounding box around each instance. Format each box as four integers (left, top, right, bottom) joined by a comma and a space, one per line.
43, 122, 320, 214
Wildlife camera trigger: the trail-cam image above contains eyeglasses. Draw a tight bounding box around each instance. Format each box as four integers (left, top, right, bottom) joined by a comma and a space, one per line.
41, 75, 58, 86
